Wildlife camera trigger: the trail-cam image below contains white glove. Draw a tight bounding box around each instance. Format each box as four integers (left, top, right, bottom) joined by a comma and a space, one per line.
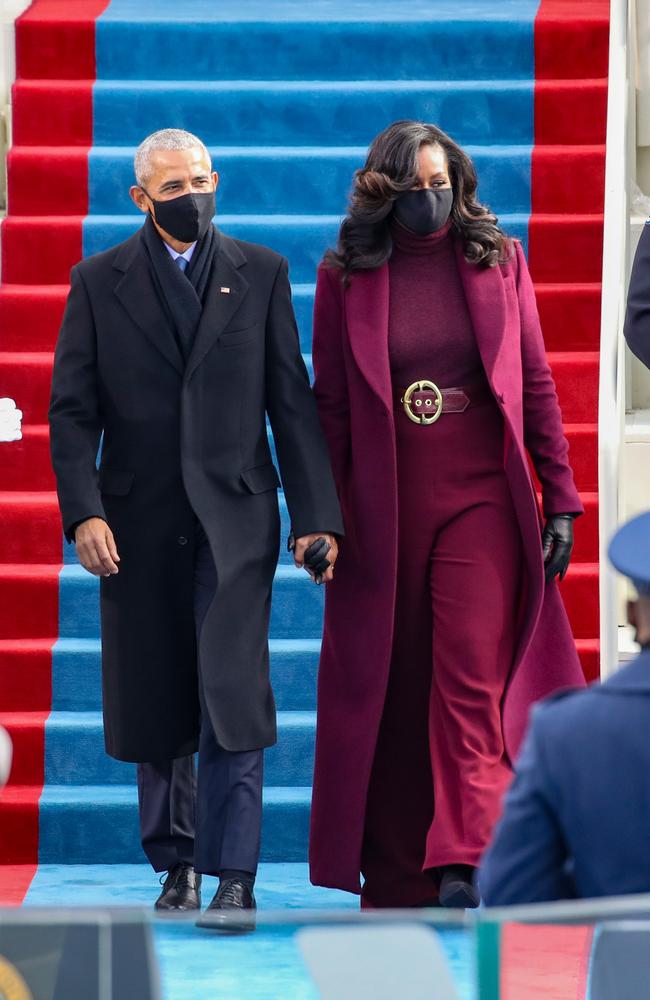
0, 398, 23, 442
0, 726, 12, 787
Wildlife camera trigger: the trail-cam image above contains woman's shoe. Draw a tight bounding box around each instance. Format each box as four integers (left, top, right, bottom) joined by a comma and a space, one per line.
438, 865, 480, 909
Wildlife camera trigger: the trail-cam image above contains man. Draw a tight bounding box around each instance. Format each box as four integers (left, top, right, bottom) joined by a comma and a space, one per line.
624, 218, 650, 367
480, 509, 650, 904
48, 129, 343, 929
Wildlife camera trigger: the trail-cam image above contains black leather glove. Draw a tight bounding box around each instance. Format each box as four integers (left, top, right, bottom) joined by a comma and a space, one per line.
287, 531, 332, 584
303, 537, 332, 583
542, 515, 575, 583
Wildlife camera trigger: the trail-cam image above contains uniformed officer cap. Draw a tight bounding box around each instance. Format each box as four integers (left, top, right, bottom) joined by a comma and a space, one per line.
609, 511, 650, 596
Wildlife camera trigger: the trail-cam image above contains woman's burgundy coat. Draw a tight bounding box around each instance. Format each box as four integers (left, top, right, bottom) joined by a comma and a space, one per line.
309, 238, 585, 895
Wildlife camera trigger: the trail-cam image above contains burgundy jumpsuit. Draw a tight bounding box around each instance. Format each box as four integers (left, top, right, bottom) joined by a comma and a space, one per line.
360, 220, 524, 907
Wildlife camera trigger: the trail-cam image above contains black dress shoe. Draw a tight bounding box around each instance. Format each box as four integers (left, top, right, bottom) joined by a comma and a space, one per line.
196, 878, 257, 933
438, 865, 480, 909
154, 863, 202, 912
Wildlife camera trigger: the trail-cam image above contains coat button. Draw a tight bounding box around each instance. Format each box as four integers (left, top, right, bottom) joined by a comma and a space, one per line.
178, 536, 188, 546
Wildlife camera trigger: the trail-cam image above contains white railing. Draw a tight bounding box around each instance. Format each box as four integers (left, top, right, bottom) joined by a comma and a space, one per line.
598, 0, 636, 678
0, 0, 31, 213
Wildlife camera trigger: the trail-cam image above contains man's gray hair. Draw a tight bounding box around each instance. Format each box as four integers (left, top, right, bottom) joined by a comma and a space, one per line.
134, 128, 211, 187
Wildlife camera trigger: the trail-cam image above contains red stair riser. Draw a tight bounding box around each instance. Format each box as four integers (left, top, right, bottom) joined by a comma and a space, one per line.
0, 567, 60, 641
0, 353, 53, 426
565, 425, 598, 494
16, 0, 110, 80
5, 145, 605, 218
0, 493, 62, 564
0, 715, 47, 786
0, 286, 68, 352
528, 216, 604, 283
532, 147, 605, 214
2, 216, 604, 286
537, 284, 601, 352
1, 218, 82, 285
8, 148, 88, 216
0, 789, 40, 864
571, 494, 598, 564
535, 2, 610, 81
0, 427, 55, 491
535, 80, 607, 146
561, 565, 599, 639
11, 81, 94, 147
576, 640, 600, 684
548, 352, 599, 425
0, 641, 53, 712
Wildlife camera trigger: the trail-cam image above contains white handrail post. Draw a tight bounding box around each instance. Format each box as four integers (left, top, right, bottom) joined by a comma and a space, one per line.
598, 0, 634, 679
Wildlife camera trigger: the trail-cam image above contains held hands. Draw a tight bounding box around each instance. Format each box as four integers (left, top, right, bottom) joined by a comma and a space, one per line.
289, 532, 339, 584
542, 515, 574, 583
75, 517, 121, 577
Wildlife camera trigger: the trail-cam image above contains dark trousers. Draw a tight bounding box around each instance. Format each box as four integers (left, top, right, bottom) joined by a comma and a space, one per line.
137, 519, 264, 876
361, 392, 523, 908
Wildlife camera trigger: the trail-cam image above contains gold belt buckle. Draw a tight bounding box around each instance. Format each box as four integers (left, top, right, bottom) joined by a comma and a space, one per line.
401, 379, 443, 425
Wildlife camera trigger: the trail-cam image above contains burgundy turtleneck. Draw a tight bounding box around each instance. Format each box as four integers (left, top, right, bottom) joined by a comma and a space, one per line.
387, 218, 486, 391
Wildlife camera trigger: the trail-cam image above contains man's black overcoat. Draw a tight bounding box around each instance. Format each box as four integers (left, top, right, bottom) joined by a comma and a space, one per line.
49, 225, 343, 762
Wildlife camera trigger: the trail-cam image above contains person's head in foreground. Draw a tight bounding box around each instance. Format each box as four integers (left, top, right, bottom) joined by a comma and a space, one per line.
479, 510, 650, 905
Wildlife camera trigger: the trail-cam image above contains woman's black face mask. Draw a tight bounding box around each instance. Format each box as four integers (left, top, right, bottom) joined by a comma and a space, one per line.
393, 187, 453, 236
143, 188, 215, 243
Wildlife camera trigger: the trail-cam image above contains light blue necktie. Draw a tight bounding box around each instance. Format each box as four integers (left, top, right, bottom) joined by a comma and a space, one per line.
175, 256, 188, 273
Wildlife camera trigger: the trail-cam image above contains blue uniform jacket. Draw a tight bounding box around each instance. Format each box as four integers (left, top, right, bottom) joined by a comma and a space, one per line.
480, 650, 650, 905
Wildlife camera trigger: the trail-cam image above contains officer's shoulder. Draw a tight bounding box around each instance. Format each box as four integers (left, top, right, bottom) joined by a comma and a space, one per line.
531, 683, 596, 732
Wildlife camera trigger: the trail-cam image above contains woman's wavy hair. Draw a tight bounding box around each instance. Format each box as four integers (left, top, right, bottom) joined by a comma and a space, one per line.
325, 120, 512, 283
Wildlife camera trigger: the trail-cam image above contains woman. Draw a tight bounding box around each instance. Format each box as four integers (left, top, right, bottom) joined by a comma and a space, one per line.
309, 121, 585, 909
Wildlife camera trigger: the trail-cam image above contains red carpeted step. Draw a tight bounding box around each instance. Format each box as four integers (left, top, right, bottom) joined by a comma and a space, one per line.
0, 285, 68, 351
575, 638, 600, 684
11, 80, 93, 147
7, 147, 88, 216
16, 0, 110, 81
532, 146, 605, 214
536, 80, 607, 145
0, 426, 55, 491
0, 493, 61, 564
0, 714, 47, 787
0, 640, 53, 712
528, 216, 604, 283
535, 1, 610, 81
565, 424, 597, 494
548, 351, 599, 424
0, 787, 40, 864
1, 217, 81, 285
535, 0, 609, 80
536, 283, 601, 352
0, 865, 38, 906
0, 353, 53, 426
572, 492, 598, 564
0, 565, 59, 640
561, 562, 599, 639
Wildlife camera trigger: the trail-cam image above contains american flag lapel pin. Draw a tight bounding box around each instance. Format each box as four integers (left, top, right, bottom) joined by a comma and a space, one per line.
220, 286, 231, 294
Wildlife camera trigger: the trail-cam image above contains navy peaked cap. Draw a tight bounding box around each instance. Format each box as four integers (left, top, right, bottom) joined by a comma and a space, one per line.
609, 511, 650, 595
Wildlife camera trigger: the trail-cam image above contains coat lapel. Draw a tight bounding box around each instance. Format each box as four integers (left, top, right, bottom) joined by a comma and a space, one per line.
185, 234, 250, 382
345, 264, 393, 410
113, 232, 184, 376
454, 241, 507, 387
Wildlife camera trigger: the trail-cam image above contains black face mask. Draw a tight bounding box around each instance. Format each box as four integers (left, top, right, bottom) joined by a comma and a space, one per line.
144, 189, 215, 243
393, 187, 453, 236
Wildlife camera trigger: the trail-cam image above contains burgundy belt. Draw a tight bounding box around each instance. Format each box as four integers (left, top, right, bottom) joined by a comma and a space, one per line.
395, 380, 494, 425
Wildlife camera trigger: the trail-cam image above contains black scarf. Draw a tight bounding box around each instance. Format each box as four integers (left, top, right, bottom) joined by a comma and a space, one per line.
141, 213, 220, 364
